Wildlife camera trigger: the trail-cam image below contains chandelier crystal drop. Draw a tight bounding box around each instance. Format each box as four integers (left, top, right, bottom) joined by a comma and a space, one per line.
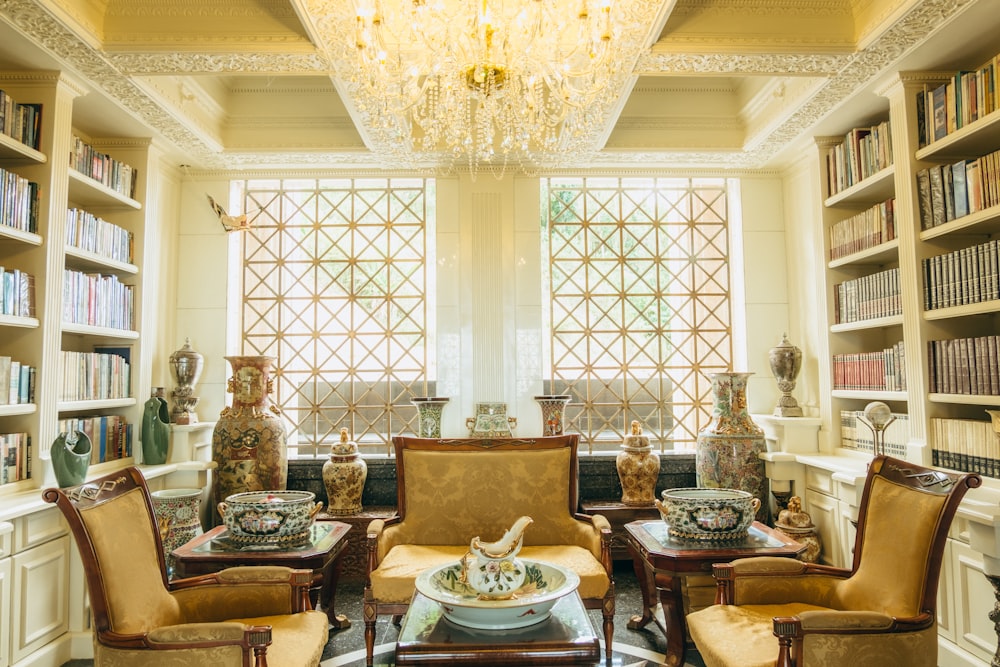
337, 0, 628, 172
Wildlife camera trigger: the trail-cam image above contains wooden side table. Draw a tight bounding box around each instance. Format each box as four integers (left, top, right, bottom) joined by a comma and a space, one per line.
581, 500, 660, 560
317, 507, 396, 580
172, 520, 351, 629
625, 519, 805, 667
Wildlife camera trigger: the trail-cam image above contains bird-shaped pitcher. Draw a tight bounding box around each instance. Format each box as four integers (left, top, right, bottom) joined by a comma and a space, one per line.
460, 515, 533, 599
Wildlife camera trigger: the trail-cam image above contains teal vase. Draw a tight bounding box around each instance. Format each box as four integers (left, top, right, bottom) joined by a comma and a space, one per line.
142, 390, 171, 465
51, 431, 92, 487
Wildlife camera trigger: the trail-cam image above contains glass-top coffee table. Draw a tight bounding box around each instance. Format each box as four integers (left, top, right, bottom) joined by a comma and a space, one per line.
395, 589, 601, 666
625, 519, 805, 667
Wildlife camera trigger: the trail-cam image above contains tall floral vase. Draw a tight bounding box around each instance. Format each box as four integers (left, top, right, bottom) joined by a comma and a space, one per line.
696, 372, 768, 523
534, 395, 571, 435
411, 397, 449, 437
151, 488, 204, 577
211, 356, 288, 524
141, 388, 171, 465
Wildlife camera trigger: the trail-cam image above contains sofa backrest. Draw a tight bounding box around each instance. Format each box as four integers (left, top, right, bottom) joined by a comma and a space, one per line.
386, 435, 600, 552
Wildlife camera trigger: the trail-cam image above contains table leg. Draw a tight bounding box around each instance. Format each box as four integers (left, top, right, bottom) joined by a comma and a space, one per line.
627, 541, 655, 630
654, 572, 686, 667
321, 551, 351, 629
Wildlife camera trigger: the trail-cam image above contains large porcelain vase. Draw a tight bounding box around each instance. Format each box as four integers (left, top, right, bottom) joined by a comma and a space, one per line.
211, 356, 288, 523
151, 488, 204, 576
696, 372, 768, 523
322, 427, 367, 514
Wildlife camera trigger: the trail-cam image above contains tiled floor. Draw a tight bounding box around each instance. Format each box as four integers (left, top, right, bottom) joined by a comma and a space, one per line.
63, 561, 707, 667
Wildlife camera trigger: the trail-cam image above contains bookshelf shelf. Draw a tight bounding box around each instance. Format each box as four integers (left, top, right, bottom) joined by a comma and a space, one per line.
828, 239, 899, 268
929, 393, 1000, 406
0, 314, 39, 329
824, 165, 895, 207
915, 107, 1000, 161
831, 390, 908, 401
924, 300, 1000, 321
919, 202, 1000, 240
60, 323, 139, 339
0, 131, 45, 163
830, 314, 903, 332
67, 168, 141, 210
0, 225, 42, 246
57, 398, 137, 412
64, 246, 138, 275
0, 403, 35, 416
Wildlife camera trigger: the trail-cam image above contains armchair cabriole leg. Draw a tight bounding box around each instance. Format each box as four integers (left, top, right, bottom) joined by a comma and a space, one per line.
363, 598, 376, 667
603, 588, 615, 661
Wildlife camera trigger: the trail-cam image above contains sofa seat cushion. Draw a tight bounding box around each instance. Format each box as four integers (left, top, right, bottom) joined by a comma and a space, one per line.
686, 602, 828, 667
370, 544, 610, 604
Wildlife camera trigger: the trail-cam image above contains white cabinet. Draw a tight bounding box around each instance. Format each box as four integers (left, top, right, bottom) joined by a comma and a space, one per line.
2, 508, 69, 667
941, 539, 996, 665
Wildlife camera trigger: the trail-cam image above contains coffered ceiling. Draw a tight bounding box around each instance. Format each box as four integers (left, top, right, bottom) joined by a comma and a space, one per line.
0, 0, 996, 172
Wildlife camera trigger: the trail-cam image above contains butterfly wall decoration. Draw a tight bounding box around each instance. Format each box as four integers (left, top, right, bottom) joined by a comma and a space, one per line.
206, 194, 261, 232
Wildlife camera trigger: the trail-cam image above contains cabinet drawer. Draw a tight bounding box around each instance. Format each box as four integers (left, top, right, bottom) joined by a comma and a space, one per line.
14, 508, 67, 554
805, 467, 835, 495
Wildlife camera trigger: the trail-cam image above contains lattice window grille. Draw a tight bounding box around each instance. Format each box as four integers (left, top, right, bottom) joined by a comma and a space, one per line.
542, 176, 734, 453
237, 178, 435, 457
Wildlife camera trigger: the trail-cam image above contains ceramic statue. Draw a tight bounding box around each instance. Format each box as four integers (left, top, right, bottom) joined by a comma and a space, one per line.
141, 387, 171, 465
462, 515, 533, 599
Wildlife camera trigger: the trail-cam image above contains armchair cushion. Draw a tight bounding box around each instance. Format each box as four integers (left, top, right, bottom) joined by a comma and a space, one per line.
690, 603, 829, 667
370, 544, 611, 603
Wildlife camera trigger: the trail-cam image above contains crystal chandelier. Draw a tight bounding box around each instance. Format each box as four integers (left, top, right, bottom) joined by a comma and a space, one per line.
341, 0, 624, 171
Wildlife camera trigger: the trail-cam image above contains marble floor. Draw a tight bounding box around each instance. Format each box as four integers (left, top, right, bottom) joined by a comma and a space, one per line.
64, 561, 707, 667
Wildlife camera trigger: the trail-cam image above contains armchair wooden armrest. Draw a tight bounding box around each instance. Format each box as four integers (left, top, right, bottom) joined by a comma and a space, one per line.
170, 566, 315, 619
713, 558, 850, 606
772, 611, 935, 667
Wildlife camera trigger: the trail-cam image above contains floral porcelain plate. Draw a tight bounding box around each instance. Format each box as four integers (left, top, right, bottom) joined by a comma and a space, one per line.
414, 559, 580, 630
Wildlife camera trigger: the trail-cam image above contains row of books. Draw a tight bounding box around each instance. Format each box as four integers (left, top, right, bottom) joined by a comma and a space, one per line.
0, 357, 35, 405
0, 266, 35, 317
916, 148, 1000, 230
930, 417, 998, 479
70, 135, 138, 200
0, 167, 39, 234
832, 341, 906, 391
839, 409, 909, 459
916, 52, 1000, 148
56, 415, 133, 465
829, 198, 895, 260
825, 120, 892, 197
58, 350, 131, 402
62, 270, 134, 330
0, 89, 42, 150
833, 267, 901, 324
66, 208, 134, 264
928, 335, 1000, 396
0, 432, 31, 485
922, 239, 999, 310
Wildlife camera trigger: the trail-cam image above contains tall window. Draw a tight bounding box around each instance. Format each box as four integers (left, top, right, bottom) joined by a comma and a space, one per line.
542, 177, 733, 453
237, 178, 435, 457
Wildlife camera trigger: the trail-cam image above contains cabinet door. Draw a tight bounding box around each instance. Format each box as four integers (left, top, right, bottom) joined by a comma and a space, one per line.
0, 556, 11, 667
803, 490, 842, 567
949, 539, 997, 663
10, 535, 69, 663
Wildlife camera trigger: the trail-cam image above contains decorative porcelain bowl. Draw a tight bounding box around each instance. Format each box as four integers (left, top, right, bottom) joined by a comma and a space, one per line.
217, 490, 322, 547
415, 559, 580, 630
655, 487, 761, 542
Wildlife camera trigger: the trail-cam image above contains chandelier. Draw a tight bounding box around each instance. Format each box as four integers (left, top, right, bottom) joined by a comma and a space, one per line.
340, 0, 625, 171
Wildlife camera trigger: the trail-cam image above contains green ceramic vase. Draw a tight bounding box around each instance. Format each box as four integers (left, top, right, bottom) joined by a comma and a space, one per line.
142, 390, 171, 465
51, 430, 92, 487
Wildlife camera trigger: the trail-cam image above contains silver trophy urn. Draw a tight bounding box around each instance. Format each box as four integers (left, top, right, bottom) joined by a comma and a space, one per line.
169, 338, 204, 424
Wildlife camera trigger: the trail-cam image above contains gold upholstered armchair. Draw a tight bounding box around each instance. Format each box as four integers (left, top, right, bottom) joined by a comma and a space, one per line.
43, 466, 329, 667
686, 455, 981, 667
363, 434, 615, 665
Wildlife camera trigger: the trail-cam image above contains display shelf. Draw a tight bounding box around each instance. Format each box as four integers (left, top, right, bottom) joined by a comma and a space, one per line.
930, 394, 1000, 407
0, 131, 45, 163
0, 404, 35, 417
60, 323, 139, 339
920, 202, 1000, 240
0, 225, 42, 246
66, 168, 140, 209
831, 390, 908, 401
824, 165, 895, 207
0, 314, 39, 329
56, 398, 137, 412
923, 300, 1000, 321
915, 108, 1000, 162
830, 314, 903, 333
828, 239, 899, 268
63, 246, 137, 275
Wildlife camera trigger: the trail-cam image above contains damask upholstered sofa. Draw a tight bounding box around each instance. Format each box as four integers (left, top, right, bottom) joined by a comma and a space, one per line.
363, 434, 615, 665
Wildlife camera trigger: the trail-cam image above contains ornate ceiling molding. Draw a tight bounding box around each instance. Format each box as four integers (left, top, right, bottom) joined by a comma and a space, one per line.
671, 0, 852, 17
636, 52, 849, 75
108, 53, 329, 74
